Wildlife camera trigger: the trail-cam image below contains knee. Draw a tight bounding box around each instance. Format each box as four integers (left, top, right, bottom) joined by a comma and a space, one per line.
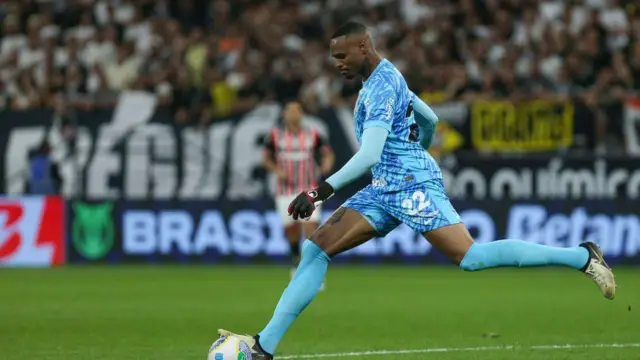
308, 228, 330, 254
299, 237, 332, 263
303, 221, 319, 236
458, 243, 483, 271
284, 224, 301, 241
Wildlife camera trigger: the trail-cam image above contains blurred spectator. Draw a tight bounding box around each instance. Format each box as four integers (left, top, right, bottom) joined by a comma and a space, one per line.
82, 26, 117, 67
89, 43, 133, 95
10, 70, 41, 109
205, 66, 236, 117
27, 140, 62, 195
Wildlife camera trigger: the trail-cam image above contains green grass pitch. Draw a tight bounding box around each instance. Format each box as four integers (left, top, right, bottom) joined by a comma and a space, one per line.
1, 265, 639, 360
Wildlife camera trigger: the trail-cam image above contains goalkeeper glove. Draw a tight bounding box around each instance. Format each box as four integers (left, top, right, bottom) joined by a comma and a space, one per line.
287, 182, 334, 220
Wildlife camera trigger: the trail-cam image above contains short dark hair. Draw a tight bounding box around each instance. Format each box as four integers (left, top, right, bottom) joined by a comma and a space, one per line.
331, 21, 367, 39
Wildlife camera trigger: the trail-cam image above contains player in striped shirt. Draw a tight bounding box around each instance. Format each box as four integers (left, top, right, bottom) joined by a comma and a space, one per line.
263, 101, 335, 280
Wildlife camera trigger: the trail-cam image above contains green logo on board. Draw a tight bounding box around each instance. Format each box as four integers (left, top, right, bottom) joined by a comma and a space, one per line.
72, 202, 114, 260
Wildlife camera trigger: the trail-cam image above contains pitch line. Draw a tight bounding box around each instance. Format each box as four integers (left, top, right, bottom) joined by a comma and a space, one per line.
276, 342, 640, 359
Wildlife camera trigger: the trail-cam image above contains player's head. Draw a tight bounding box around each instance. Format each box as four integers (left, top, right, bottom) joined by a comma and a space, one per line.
330, 21, 375, 80
283, 101, 303, 128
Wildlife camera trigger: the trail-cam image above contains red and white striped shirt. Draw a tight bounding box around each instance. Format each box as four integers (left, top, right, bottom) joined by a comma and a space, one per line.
264, 125, 329, 196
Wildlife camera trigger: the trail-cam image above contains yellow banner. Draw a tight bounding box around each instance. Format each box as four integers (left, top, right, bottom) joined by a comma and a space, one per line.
471, 100, 574, 151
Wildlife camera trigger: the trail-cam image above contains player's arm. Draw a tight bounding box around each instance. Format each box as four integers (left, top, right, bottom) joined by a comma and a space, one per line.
324, 86, 395, 193
288, 85, 395, 220
325, 126, 388, 189
314, 134, 335, 176
410, 92, 439, 150
262, 130, 286, 180
288, 127, 388, 220
411, 91, 439, 127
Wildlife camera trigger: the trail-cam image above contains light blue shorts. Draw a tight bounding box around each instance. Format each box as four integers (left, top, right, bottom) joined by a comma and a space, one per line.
342, 179, 461, 236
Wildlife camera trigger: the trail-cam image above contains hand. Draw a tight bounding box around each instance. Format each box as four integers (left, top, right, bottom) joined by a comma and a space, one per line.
287, 190, 319, 221
319, 165, 332, 177
288, 182, 335, 220
277, 170, 288, 181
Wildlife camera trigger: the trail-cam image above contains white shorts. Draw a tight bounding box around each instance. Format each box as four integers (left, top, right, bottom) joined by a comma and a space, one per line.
275, 194, 322, 226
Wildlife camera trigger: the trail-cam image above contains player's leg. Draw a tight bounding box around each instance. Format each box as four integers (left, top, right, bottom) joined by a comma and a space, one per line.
285, 223, 302, 281
425, 223, 590, 269
276, 195, 302, 274
301, 205, 325, 289
218, 206, 379, 359
409, 180, 615, 299
302, 221, 318, 241
284, 224, 302, 265
239, 186, 397, 358
301, 201, 321, 241
425, 223, 615, 298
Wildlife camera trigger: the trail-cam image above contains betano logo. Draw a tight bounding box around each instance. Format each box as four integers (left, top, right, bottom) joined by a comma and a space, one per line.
505, 205, 640, 258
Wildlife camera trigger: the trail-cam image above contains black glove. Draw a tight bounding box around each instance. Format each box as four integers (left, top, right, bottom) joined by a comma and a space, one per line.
288, 182, 334, 220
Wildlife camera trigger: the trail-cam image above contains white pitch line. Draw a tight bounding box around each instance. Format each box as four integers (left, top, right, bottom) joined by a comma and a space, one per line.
276, 342, 640, 359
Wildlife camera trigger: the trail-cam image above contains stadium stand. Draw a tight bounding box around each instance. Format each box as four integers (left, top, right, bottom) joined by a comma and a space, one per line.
0, 0, 638, 152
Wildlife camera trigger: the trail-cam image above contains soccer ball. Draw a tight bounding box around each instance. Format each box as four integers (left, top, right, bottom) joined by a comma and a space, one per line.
208, 336, 252, 360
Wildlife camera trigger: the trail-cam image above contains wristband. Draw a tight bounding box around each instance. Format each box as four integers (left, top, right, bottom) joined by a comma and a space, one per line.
311, 181, 334, 202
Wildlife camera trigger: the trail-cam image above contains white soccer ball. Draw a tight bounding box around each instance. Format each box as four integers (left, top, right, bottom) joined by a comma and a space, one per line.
208, 336, 253, 360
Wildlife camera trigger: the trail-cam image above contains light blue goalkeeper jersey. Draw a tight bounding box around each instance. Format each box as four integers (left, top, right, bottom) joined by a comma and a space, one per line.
353, 59, 442, 192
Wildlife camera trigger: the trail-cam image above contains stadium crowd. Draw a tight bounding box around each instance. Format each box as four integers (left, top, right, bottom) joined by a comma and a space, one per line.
0, 0, 639, 146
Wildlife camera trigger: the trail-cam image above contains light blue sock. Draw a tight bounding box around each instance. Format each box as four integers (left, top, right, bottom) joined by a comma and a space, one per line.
258, 239, 330, 355
459, 240, 589, 271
